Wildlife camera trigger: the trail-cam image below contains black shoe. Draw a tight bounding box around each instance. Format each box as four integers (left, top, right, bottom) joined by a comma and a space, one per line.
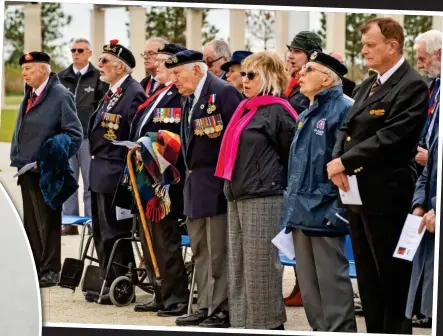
158, 303, 188, 317
135, 300, 164, 312
84, 292, 97, 302
199, 309, 230, 328
413, 317, 432, 328
270, 324, 285, 330
39, 271, 59, 288
176, 309, 208, 326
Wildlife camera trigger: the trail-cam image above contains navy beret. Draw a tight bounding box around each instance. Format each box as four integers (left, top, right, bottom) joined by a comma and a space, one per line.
158, 43, 187, 55
19, 52, 50, 65
164, 50, 204, 69
221, 50, 253, 72
102, 39, 136, 69
309, 50, 348, 77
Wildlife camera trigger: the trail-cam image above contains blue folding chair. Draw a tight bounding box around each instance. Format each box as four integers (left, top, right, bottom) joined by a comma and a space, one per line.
345, 235, 357, 279
62, 215, 92, 259
181, 234, 196, 315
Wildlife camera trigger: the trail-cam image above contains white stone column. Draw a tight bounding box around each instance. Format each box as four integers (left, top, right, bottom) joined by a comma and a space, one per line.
24, 3, 42, 52
186, 9, 202, 51
90, 7, 105, 63
1, 64, 5, 112
275, 10, 289, 60
378, 14, 404, 26
229, 9, 245, 51
326, 12, 346, 56
129, 6, 146, 81
432, 16, 442, 31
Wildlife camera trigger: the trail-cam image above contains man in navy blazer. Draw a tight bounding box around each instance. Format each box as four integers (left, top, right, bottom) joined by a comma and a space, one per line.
165, 50, 243, 328
87, 39, 145, 304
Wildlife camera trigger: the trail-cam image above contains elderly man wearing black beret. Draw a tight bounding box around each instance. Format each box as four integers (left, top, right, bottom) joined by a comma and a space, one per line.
165, 50, 243, 328
86, 39, 146, 304
11, 51, 83, 287
280, 51, 357, 332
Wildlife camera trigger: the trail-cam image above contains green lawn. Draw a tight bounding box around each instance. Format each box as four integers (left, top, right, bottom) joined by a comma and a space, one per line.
0, 108, 17, 143
4, 94, 23, 106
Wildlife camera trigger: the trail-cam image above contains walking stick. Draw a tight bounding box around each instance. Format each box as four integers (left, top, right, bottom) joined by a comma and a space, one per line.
127, 147, 163, 303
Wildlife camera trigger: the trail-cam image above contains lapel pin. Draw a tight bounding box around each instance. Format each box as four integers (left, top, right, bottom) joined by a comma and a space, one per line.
200, 104, 204, 109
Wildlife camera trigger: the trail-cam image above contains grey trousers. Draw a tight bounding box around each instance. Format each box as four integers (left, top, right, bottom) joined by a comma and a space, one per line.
63, 139, 91, 217
227, 196, 286, 329
293, 229, 357, 332
186, 214, 228, 315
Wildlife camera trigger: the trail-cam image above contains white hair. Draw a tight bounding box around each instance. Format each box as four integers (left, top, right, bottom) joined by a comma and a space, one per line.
204, 40, 231, 58
73, 38, 91, 49
414, 30, 442, 55
146, 37, 168, 49
44, 63, 51, 75
322, 66, 342, 87
185, 62, 208, 74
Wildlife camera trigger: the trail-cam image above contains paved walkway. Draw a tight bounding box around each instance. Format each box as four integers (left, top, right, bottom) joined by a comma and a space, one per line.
0, 142, 431, 333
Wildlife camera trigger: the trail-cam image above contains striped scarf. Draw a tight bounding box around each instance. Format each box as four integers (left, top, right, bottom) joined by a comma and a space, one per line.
125, 130, 181, 223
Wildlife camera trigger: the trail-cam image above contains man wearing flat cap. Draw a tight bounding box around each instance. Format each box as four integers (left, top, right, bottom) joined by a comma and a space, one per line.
11, 51, 83, 287
220, 50, 253, 96
285, 31, 322, 115
114, 43, 190, 316
87, 39, 145, 304
281, 50, 357, 332
166, 50, 243, 328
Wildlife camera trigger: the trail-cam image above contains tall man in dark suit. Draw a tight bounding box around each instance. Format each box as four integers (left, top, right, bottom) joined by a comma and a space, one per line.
87, 39, 146, 304
123, 43, 190, 317
58, 38, 108, 236
165, 50, 243, 328
140, 37, 168, 96
11, 52, 83, 287
327, 18, 429, 334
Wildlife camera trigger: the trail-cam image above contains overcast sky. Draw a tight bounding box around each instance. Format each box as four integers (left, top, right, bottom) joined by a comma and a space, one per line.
4, 2, 322, 66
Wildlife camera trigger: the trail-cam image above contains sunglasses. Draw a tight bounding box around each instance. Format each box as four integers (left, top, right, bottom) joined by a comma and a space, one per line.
71, 48, 86, 54
98, 57, 111, 64
240, 71, 258, 80
204, 56, 224, 67
303, 63, 330, 75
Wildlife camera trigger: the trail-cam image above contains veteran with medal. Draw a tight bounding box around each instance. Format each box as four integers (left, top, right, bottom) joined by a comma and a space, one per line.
87, 39, 145, 304
165, 50, 243, 328
118, 43, 190, 316
328, 18, 429, 334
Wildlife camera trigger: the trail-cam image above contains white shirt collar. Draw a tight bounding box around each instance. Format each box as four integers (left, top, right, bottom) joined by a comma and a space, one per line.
33, 77, 49, 96
378, 57, 405, 84
110, 74, 129, 94
193, 72, 207, 102
73, 64, 89, 76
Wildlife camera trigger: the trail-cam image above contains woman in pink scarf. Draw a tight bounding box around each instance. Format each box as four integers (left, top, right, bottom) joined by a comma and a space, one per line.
215, 51, 298, 330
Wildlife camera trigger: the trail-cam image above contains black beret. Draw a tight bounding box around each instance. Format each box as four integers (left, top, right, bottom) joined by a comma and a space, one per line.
164, 50, 204, 69
102, 39, 136, 69
309, 50, 348, 77
19, 52, 51, 66
158, 43, 187, 55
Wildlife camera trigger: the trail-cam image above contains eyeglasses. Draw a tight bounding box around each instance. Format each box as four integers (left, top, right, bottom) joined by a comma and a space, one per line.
204, 56, 224, 67
141, 51, 158, 58
156, 57, 169, 64
71, 48, 86, 54
98, 57, 111, 64
303, 63, 330, 75
240, 71, 258, 80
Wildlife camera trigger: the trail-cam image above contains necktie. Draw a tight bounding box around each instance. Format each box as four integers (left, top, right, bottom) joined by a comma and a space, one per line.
148, 79, 157, 96
75, 72, 82, 81
185, 94, 195, 141
368, 78, 381, 97
26, 92, 37, 113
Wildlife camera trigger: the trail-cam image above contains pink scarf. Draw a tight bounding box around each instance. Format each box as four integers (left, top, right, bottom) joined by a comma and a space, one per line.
215, 95, 298, 181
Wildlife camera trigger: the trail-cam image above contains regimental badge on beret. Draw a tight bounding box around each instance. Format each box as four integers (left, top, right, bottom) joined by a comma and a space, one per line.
19, 51, 51, 66
166, 56, 179, 64
102, 39, 136, 69
24, 54, 33, 61
310, 51, 318, 60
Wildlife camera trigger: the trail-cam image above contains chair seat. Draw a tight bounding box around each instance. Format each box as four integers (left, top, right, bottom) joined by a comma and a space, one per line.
181, 235, 191, 247
62, 215, 92, 225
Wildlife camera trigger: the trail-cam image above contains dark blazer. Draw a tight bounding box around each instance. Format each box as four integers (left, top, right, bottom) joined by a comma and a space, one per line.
332, 60, 429, 215
114, 84, 185, 220
181, 72, 243, 219
88, 75, 145, 194
287, 85, 309, 115
342, 76, 356, 98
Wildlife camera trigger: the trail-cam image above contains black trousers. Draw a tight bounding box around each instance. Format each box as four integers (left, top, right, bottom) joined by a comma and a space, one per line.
19, 172, 61, 276
91, 191, 135, 282
348, 210, 413, 334
138, 216, 189, 307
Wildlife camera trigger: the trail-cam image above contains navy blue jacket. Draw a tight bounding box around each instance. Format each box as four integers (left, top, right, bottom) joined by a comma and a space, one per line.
88, 75, 145, 194
181, 73, 243, 219
281, 86, 352, 234
10, 73, 82, 171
